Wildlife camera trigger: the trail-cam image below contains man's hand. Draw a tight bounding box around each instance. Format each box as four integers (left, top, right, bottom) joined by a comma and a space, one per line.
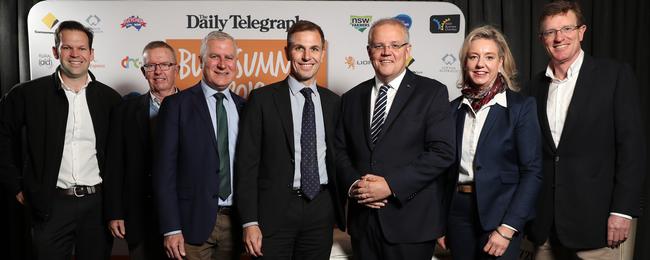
108, 219, 126, 239
243, 225, 263, 257
16, 191, 25, 205
608, 215, 631, 248
483, 226, 514, 257
436, 236, 447, 250
353, 174, 392, 203
164, 233, 186, 260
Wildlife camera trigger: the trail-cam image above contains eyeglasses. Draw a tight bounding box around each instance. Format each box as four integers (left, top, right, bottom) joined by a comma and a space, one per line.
142, 62, 176, 72
539, 25, 582, 39
368, 42, 409, 51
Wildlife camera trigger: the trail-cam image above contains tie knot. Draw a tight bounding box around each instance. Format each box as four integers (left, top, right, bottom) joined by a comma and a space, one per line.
300, 88, 313, 99
379, 85, 390, 94
214, 93, 226, 101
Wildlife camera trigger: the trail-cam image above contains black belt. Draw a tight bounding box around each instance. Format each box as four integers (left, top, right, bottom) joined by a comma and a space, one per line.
292, 185, 328, 197
218, 206, 232, 215
57, 184, 102, 197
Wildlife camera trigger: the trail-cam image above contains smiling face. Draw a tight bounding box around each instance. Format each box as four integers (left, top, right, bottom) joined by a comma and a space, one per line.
540, 10, 585, 68
367, 23, 411, 84
200, 38, 237, 91
465, 38, 503, 89
53, 29, 94, 80
142, 47, 178, 94
286, 30, 325, 86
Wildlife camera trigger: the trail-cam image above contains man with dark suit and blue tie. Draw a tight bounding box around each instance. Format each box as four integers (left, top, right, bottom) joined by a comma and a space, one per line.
153, 31, 245, 260
235, 20, 345, 260
335, 18, 456, 259
104, 41, 179, 260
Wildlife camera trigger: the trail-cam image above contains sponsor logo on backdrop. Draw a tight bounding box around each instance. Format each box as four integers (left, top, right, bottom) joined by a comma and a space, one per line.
344, 56, 371, 70
121, 56, 142, 69
394, 14, 412, 29
430, 15, 460, 33
85, 15, 103, 33
167, 39, 327, 98
91, 59, 106, 69
350, 16, 372, 32
186, 15, 300, 32
439, 53, 460, 73
38, 54, 54, 68
121, 16, 147, 31
35, 12, 58, 34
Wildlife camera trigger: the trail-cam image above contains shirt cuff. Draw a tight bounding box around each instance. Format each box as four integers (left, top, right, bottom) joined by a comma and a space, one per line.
348, 180, 361, 197
164, 230, 182, 236
501, 224, 518, 233
243, 221, 259, 228
610, 212, 633, 219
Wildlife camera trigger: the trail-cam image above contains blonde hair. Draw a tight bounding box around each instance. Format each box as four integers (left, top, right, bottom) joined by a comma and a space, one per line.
459, 25, 518, 91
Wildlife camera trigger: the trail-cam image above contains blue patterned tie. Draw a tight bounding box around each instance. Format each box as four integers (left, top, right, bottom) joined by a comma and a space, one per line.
370, 85, 389, 144
214, 93, 230, 200
300, 88, 319, 200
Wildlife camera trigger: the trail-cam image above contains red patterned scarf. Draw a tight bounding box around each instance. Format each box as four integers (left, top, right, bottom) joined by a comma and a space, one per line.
461, 73, 506, 111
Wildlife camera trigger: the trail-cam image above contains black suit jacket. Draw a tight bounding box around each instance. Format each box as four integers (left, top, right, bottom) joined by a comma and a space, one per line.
153, 83, 245, 244
0, 68, 121, 221
526, 55, 646, 249
235, 79, 345, 235
335, 70, 455, 243
104, 93, 157, 244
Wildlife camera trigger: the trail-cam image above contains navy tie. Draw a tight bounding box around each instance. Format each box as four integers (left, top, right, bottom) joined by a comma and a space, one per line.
214, 93, 230, 201
300, 88, 320, 200
370, 85, 389, 144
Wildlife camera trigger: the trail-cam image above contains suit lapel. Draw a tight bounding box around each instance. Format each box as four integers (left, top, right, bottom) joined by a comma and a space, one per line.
476, 103, 504, 152
137, 94, 150, 147
454, 103, 467, 164
272, 82, 295, 154
556, 56, 596, 150
190, 84, 218, 151
360, 81, 373, 149
535, 74, 557, 152
379, 70, 415, 143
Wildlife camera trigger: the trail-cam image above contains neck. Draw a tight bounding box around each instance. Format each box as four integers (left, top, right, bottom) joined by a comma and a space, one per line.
151, 87, 176, 102
60, 72, 87, 92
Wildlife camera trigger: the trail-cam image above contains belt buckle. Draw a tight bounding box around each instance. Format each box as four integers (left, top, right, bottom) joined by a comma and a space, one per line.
73, 186, 85, 197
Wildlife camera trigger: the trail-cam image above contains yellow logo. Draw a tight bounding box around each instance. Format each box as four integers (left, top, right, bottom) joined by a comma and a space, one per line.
41, 12, 59, 29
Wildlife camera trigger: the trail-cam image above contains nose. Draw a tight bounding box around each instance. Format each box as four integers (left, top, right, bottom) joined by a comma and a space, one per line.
553, 30, 565, 42
476, 57, 485, 68
302, 50, 312, 61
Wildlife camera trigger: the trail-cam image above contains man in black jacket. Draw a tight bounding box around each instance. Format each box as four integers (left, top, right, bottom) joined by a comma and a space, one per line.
0, 20, 121, 260
104, 41, 179, 260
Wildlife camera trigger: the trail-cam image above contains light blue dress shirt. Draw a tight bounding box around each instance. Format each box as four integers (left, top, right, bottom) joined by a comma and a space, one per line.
201, 81, 239, 206
287, 76, 328, 189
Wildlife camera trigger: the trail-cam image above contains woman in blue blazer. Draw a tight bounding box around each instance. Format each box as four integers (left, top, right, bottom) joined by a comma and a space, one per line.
438, 25, 543, 259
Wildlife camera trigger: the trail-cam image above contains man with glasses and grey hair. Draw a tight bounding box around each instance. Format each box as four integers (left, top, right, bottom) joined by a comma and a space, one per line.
104, 40, 179, 260
153, 31, 245, 260
526, 1, 646, 259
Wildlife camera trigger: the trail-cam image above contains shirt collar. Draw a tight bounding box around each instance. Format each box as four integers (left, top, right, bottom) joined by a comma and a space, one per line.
149, 88, 179, 108
373, 69, 406, 92
545, 49, 585, 81
201, 80, 233, 101
287, 75, 318, 97
57, 70, 91, 92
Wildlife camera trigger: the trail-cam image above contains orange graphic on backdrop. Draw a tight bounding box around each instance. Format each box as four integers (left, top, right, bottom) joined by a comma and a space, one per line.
167, 39, 328, 98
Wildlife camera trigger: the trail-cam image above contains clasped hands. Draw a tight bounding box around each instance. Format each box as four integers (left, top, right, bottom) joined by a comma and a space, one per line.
350, 174, 392, 209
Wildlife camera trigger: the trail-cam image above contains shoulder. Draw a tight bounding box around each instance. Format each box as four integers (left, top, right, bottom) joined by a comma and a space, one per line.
91, 80, 121, 102
409, 72, 447, 93
342, 78, 373, 99
5, 74, 55, 97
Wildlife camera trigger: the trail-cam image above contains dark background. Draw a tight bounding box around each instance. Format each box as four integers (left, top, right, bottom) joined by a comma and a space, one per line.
1, 0, 648, 259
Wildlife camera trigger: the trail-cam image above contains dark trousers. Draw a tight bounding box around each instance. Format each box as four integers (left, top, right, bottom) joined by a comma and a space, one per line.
447, 191, 522, 260
127, 221, 166, 260
31, 192, 112, 260
350, 210, 435, 260
259, 188, 335, 260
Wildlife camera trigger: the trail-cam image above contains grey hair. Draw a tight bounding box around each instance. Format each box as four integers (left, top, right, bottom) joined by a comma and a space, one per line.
367, 18, 410, 44
199, 31, 238, 61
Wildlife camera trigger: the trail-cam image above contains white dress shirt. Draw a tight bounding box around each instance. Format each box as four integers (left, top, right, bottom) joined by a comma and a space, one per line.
56, 72, 102, 189
368, 69, 407, 125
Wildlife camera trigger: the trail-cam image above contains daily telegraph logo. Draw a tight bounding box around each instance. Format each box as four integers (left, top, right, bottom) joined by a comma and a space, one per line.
121, 16, 147, 31
186, 15, 300, 32
430, 15, 460, 33
350, 16, 372, 32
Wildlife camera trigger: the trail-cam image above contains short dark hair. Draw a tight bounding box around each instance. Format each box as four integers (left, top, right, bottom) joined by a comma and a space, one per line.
287, 20, 325, 47
142, 41, 177, 63
54, 20, 94, 49
539, 1, 585, 31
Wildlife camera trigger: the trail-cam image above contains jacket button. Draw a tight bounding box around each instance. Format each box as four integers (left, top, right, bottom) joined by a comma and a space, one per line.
291, 159, 295, 164
554, 156, 560, 162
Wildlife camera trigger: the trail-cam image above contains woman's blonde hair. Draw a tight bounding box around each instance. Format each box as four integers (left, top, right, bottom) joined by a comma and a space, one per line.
459, 25, 518, 91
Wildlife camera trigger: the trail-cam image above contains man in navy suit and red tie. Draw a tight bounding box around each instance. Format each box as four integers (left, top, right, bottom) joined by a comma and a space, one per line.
526, 1, 646, 259
153, 31, 245, 260
335, 18, 456, 259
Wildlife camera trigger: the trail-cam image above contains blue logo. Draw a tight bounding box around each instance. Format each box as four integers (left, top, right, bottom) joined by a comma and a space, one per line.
393, 14, 412, 29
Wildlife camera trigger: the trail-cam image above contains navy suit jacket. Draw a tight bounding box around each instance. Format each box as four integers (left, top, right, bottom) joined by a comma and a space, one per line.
447, 90, 543, 232
153, 82, 245, 244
